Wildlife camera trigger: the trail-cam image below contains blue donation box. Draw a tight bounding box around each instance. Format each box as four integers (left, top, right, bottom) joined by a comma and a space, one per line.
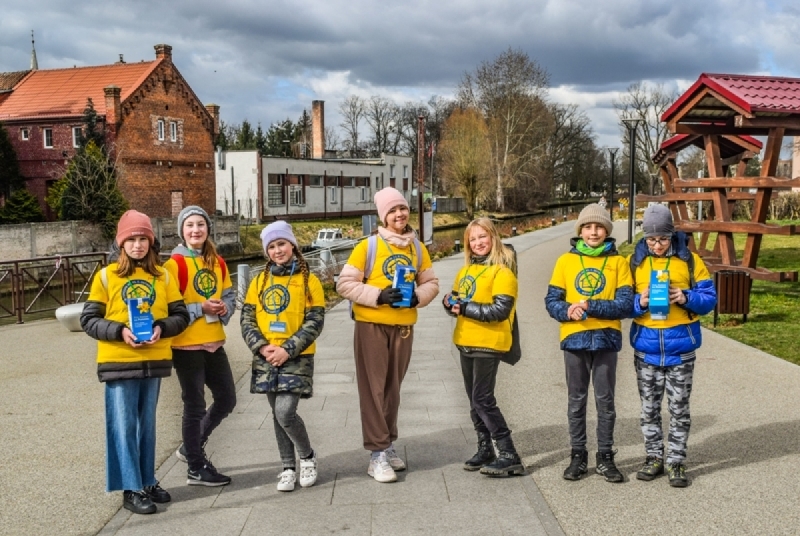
392, 265, 417, 308
128, 297, 154, 342
649, 270, 670, 320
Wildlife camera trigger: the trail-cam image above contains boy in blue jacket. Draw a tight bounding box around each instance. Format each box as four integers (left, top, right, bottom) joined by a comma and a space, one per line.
628, 204, 716, 488
545, 204, 634, 483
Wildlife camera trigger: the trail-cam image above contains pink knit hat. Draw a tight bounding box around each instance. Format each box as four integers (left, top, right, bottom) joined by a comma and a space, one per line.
116, 210, 155, 246
374, 187, 409, 224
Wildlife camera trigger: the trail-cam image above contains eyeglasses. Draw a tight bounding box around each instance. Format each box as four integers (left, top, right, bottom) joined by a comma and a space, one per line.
645, 237, 671, 246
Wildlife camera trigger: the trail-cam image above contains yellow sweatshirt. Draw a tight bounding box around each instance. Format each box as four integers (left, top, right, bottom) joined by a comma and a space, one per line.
452, 264, 517, 352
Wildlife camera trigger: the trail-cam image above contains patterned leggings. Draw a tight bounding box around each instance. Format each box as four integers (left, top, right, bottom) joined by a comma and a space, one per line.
634, 359, 695, 465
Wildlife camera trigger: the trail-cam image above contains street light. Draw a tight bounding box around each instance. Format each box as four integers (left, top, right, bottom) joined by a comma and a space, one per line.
621, 118, 643, 244
603, 147, 619, 218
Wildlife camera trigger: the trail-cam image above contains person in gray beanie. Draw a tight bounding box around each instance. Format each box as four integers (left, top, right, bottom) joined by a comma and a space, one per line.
627, 203, 716, 488
545, 203, 634, 483
164, 205, 236, 487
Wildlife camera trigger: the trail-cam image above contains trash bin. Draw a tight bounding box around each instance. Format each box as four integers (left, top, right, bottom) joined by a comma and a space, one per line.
713, 270, 751, 327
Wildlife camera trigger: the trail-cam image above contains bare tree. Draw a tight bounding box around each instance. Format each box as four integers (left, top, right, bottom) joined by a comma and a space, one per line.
613, 81, 677, 194
458, 48, 550, 211
339, 95, 365, 156
364, 96, 400, 156
439, 108, 492, 218
324, 126, 341, 152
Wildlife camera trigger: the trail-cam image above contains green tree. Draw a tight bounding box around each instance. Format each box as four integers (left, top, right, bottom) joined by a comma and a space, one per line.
234, 119, 257, 150
0, 188, 45, 224
264, 119, 296, 156
79, 98, 105, 149
45, 177, 69, 219
0, 122, 24, 200
255, 122, 267, 154
60, 141, 128, 238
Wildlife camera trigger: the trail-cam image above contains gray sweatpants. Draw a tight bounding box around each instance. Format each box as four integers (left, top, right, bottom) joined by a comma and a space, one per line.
267, 392, 313, 468
564, 349, 618, 452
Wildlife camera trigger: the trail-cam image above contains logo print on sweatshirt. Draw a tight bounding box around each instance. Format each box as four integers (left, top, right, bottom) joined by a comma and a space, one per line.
574, 268, 606, 297
458, 276, 477, 301
193, 269, 218, 298
381, 254, 413, 281
121, 279, 155, 304
261, 285, 290, 314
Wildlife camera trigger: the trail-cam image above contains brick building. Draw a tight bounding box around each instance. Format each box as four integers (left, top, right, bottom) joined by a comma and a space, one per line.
0, 44, 218, 218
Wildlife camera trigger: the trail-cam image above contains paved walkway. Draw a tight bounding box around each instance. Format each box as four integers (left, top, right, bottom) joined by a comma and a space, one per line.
3, 221, 800, 535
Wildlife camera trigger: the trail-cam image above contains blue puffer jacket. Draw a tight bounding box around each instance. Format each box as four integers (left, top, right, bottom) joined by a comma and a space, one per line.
628, 232, 717, 367
545, 238, 634, 352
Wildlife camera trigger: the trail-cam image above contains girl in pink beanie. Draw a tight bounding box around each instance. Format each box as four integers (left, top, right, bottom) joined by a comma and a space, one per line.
336, 187, 439, 483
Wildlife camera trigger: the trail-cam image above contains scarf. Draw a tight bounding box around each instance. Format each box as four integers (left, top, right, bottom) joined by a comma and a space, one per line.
377, 225, 416, 248
576, 240, 612, 257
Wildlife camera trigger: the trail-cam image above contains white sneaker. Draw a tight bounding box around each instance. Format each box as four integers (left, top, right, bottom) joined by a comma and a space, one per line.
368, 452, 397, 483
385, 445, 406, 472
277, 469, 296, 492
299, 455, 318, 488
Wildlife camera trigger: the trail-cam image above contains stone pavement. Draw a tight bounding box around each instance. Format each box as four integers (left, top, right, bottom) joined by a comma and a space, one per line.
3, 220, 800, 535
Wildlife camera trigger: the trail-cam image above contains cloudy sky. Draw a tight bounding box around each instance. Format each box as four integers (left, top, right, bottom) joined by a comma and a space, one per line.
2, 0, 799, 149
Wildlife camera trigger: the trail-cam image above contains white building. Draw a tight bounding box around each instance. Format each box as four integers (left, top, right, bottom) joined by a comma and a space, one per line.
214, 101, 414, 222
214, 149, 260, 219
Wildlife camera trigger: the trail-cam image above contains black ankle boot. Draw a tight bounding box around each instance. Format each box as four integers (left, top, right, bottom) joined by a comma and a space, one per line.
463, 433, 496, 471
480, 436, 525, 477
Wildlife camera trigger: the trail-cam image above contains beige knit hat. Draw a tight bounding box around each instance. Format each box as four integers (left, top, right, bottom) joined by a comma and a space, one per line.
574, 203, 613, 236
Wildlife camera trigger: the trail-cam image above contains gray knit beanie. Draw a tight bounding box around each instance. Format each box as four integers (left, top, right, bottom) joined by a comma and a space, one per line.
642, 204, 674, 237
177, 205, 212, 243
574, 203, 613, 236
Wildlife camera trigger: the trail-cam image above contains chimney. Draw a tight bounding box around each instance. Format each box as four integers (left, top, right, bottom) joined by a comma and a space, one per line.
154, 44, 172, 61
312, 100, 325, 159
205, 104, 220, 138
104, 85, 122, 128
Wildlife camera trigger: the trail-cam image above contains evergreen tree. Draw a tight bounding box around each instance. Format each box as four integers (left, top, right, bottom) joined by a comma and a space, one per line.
255, 122, 267, 154
79, 98, 105, 149
0, 122, 24, 200
264, 119, 296, 156
235, 119, 256, 150
60, 141, 128, 238
0, 188, 45, 224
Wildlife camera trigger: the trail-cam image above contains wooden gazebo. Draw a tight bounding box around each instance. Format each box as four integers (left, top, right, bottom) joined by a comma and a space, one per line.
642, 73, 800, 282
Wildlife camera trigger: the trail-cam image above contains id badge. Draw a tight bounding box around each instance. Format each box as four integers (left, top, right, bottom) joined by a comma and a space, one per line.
270, 321, 287, 333
204, 314, 220, 324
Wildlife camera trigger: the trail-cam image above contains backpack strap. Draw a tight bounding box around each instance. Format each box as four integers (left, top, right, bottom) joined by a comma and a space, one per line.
218, 256, 228, 281
412, 238, 422, 271
100, 267, 108, 291
362, 235, 379, 282
170, 254, 189, 294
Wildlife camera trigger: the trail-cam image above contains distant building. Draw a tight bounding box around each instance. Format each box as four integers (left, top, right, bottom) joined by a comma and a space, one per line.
0, 44, 218, 218
214, 101, 414, 222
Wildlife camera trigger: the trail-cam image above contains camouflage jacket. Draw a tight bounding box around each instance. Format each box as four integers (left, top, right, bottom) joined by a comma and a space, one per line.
240, 298, 324, 397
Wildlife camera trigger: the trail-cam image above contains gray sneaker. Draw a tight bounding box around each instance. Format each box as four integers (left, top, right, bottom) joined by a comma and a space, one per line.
385, 444, 406, 472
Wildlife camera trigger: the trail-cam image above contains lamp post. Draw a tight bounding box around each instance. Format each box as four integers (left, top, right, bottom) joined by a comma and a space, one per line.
604, 147, 619, 218
621, 118, 643, 244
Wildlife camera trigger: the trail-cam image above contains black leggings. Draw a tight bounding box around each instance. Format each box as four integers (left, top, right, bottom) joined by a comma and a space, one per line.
172, 347, 236, 469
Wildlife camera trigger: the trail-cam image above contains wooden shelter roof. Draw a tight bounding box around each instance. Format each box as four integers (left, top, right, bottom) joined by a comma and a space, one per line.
652, 133, 762, 166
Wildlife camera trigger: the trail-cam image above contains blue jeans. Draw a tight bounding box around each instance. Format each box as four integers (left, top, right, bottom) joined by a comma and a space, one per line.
105, 378, 160, 492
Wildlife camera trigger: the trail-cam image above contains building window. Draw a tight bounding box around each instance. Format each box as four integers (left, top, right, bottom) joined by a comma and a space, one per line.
72, 127, 82, 148
403, 165, 408, 178
289, 185, 305, 206
309, 175, 322, 187
360, 187, 369, 202
403, 178, 409, 191
328, 186, 337, 204
343, 176, 355, 187
170, 121, 177, 142
268, 175, 284, 206
157, 120, 165, 141
390, 177, 396, 188
20, 128, 29, 141
376, 176, 383, 190
390, 164, 396, 178
43, 128, 53, 148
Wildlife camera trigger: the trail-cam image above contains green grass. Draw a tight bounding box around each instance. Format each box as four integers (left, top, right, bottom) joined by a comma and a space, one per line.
618, 222, 800, 366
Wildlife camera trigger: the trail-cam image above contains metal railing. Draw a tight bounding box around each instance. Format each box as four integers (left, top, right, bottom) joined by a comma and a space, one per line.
0, 253, 108, 324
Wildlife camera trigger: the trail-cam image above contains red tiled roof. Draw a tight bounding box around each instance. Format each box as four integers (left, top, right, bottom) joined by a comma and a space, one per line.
0, 61, 161, 121
0, 70, 31, 92
663, 73, 800, 122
